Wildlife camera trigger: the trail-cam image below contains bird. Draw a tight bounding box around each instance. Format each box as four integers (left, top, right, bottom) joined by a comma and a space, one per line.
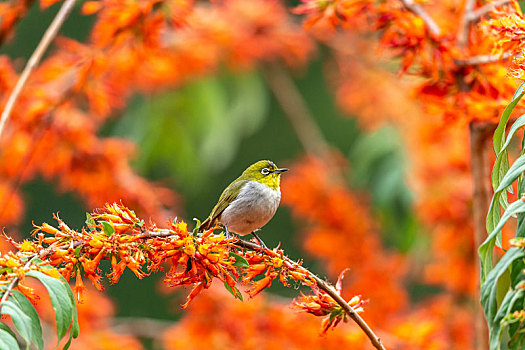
200, 160, 288, 248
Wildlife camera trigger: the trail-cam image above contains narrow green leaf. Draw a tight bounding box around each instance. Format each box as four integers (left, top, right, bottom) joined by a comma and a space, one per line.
481, 247, 525, 324
0, 299, 32, 348
26, 270, 74, 345
489, 288, 524, 350
499, 115, 525, 156
100, 221, 115, 237
494, 154, 525, 194
487, 192, 502, 234
0, 327, 19, 350
480, 200, 525, 281
11, 290, 43, 350
59, 275, 79, 349
494, 90, 525, 155
229, 252, 249, 267
223, 281, 243, 301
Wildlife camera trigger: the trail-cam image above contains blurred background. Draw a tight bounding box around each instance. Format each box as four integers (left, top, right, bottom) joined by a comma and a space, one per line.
1, 0, 516, 348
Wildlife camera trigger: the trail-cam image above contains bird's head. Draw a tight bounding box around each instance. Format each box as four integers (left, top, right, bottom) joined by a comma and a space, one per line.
241, 160, 288, 190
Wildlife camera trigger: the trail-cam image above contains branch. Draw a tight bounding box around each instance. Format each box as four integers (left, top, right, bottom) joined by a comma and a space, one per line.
458, 0, 477, 48
0, 0, 77, 141
467, 0, 512, 23
398, 0, 441, 37
3, 204, 385, 349
235, 239, 386, 350
262, 64, 331, 158
143, 230, 386, 349
455, 51, 512, 66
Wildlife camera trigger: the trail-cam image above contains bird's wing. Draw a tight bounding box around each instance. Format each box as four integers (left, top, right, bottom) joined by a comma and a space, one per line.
201, 179, 247, 230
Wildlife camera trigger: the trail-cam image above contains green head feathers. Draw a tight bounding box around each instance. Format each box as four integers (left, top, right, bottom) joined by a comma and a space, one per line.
239, 160, 288, 190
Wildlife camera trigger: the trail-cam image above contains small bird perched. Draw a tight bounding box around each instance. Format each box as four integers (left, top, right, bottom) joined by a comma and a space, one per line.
200, 160, 288, 248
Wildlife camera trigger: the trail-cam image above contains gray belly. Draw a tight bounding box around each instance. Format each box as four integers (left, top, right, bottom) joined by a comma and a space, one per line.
220, 181, 281, 235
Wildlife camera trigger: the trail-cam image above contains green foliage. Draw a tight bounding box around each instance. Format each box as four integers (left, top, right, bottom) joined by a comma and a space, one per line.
114, 70, 269, 193
0, 268, 79, 349
481, 83, 525, 349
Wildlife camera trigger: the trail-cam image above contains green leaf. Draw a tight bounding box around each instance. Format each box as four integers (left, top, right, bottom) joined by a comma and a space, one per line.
494, 154, 525, 194
0, 299, 32, 348
229, 252, 249, 267
481, 247, 525, 324
480, 200, 525, 281
100, 221, 115, 237
0, 322, 17, 340
489, 288, 524, 350
499, 115, 525, 156
59, 275, 79, 349
0, 327, 19, 350
26, 270, 74, 346
494, 89, 525, 155
11, 290, 43, 350
223, 281, 243, 301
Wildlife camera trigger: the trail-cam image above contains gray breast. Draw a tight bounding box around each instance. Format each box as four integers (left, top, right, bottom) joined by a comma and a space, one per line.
219, 181, 281, 235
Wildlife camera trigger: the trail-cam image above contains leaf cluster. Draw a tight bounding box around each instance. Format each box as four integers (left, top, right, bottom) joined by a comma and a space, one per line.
481, 83, 525, 349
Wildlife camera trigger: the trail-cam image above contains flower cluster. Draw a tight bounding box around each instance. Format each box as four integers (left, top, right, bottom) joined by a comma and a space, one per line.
1, 202, 364, 335
293, 269, 364, 334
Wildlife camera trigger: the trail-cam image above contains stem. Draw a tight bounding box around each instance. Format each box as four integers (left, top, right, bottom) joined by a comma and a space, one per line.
0, 0, 77, 141
399, 0, 441, 37
469, 120, 495, 350
467, 0, 512, 23
458, 0, 476, 48
262, 64, 331, 157
455, 51, 512, 67
234, 239, 386, 350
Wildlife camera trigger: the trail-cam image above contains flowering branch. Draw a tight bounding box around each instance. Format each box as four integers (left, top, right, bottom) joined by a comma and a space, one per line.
235, 239, 386, 350
0, 203, 378, 348
0, 0, 76, 141
398, 0, 441, 37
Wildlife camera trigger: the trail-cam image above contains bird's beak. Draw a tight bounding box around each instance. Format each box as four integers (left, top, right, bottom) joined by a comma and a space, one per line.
273, 168, 289, 174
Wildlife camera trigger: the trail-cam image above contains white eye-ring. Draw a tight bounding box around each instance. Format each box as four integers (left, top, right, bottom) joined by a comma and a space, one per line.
261, 168, 270, 175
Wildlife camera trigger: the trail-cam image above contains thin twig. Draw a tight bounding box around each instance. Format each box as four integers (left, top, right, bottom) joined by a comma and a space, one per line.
458, 0, 477, 48
0, 0, 77, 141
455, 51, 512, 66
234, 239, 386, 350
398, 0, 441, 37
467, 0, 512, 23
262, 64, 331, 157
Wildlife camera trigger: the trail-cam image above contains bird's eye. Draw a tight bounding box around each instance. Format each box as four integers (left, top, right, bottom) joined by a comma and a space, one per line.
261, 168, 270, 175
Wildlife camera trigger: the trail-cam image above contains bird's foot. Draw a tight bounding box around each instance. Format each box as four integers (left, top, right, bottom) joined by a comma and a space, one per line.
224, 225, 231, 239
252, 230, 268, 249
